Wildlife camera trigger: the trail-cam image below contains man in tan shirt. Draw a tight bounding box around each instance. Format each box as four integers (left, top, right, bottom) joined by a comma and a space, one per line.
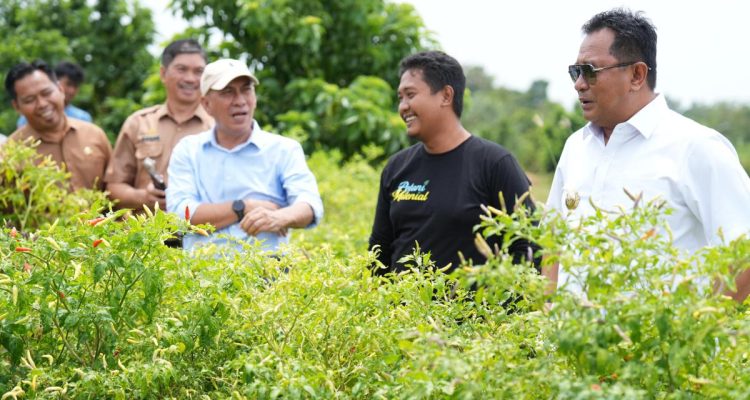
5, 60, 111, 191
105, 39, 213, 211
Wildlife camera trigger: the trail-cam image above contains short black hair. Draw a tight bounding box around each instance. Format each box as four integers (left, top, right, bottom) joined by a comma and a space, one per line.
161, 38, 207, 67
583, 8, 657, 90
399, 51, 466, 118
54, 61, 85, 86
5, 60, 57, 101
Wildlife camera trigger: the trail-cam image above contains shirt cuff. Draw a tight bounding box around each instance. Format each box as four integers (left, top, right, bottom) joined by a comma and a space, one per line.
293, 196, 324, 228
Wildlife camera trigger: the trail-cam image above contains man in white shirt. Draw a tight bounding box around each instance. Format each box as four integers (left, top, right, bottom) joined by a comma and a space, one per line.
545, 8, 750, 301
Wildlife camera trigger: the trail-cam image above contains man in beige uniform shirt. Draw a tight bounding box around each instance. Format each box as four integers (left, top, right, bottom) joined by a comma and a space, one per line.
5, 60, 111, 190
105, 39, 213, 211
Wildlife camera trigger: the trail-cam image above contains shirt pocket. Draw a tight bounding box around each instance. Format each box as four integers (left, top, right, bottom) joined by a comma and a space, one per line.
611, 175, 673, 210
134, 139, 164, 160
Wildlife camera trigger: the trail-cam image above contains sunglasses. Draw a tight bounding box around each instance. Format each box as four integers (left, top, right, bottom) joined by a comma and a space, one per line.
567, 61, 638, 84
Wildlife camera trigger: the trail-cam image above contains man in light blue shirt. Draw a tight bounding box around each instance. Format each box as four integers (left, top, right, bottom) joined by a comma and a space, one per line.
17, 61, 92, 127
166, 59, 323, 251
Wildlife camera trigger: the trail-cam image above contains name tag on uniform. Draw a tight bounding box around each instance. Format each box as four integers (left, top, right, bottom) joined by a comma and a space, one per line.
141, 134, 160, 142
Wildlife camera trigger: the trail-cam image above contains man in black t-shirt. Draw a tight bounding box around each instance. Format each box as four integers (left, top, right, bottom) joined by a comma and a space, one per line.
369, 51, 537, 275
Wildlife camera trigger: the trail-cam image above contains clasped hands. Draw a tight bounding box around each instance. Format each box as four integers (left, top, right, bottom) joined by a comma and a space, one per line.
238, 199, 288, 237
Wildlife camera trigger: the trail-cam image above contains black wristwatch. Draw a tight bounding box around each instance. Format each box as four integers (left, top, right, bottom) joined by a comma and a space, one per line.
232, 199, 245, 222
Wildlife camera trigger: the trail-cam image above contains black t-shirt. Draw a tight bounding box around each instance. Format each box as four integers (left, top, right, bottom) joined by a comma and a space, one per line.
369, 136, 535, 274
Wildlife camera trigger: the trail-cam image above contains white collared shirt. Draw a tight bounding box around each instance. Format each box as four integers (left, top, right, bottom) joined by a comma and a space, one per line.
547, 94, 750, 291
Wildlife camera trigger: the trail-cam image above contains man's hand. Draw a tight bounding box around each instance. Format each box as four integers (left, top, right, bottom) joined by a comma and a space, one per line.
240, 207, 289, 236
144, 182, 166, 211
189, 199, 281, 230
245, 199, 281, 213
107, 182, 165, 212
724, 268, 750, 303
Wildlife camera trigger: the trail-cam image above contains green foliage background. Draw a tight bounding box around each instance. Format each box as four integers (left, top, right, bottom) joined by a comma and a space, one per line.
0, 140, 108, 232
167, 0, 434, 160
2, 141, 750, 398
0, 0, 155, 142
462, 74, 587, 175
2, 0, 750, 175
2, 3, 750, 396
682, 101, 750, 171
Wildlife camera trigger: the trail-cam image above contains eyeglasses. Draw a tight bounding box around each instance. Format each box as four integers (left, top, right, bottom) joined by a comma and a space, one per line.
567, 62, 638, 84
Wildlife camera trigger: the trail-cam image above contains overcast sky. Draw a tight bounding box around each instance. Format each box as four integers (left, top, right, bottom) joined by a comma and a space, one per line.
402, 0, 750, 108
151, 0, 749, 108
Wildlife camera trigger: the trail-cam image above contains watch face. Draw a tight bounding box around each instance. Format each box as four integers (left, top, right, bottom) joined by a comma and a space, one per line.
232, 200, 245, 221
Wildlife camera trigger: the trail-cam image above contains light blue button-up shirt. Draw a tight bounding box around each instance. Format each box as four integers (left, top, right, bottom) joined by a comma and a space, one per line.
166, 120, 323, 251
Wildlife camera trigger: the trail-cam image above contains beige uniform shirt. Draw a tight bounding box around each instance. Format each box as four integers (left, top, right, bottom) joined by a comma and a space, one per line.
9, 118, 112, 191
104, 104, 213, 189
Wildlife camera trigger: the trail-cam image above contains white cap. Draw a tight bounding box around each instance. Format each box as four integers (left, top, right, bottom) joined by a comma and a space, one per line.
200, 58, 259, 96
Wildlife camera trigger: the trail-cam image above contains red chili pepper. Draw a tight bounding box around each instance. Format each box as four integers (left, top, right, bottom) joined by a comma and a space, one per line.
15, 246, 32, 253
93, 239, 103, 248
10, 227, 18, 238
58, 291, 66, 300
87, 217, 106, 226
185, 205, 191, 221
23, 262, 32, 272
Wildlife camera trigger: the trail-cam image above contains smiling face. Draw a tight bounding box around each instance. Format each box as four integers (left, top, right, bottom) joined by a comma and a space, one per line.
12, 70, 66, 133
574, 28, 636, 133
397, 68, 445, 141
202, 76, 256, 140
161, 53, 206, 106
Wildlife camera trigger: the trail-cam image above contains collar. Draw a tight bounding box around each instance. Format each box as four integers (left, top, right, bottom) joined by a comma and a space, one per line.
583, 94, 667, 141
192, 104, 212, 123
625, 93, 667, 140
204, 120, 269, 151
21, 116, 74, 144
154, 103, 170, 120
157, 103, 212, 124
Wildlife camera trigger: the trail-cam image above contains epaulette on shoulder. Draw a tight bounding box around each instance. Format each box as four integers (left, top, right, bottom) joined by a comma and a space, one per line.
131, 104, 163, 117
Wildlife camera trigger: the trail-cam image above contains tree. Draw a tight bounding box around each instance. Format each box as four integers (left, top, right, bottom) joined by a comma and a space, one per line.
0, 0, 156, 140
463, 78, 585, 174
170, 0, 435, 159
464, 65, 495, 93
683, 102, 750, 172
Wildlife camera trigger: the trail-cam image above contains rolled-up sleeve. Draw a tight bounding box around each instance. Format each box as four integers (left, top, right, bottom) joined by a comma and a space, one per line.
280, 141, 324, 227
166, 137, 203, 221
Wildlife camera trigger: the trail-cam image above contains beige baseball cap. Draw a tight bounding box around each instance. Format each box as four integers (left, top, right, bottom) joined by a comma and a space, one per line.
200, 58, 259, 96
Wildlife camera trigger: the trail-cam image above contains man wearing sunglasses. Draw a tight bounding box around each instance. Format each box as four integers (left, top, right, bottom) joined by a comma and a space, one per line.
545, 8, 750, 300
